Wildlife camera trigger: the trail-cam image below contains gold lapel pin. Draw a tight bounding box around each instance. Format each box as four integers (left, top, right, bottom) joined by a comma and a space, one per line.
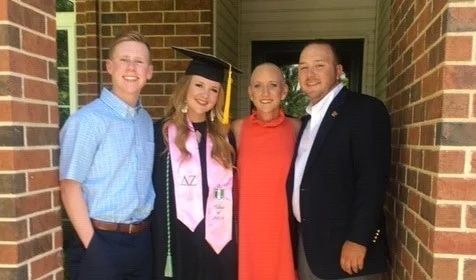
331, 111, 338, 117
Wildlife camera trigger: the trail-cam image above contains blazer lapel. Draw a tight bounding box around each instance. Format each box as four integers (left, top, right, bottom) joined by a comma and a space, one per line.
303, 89, 347, 174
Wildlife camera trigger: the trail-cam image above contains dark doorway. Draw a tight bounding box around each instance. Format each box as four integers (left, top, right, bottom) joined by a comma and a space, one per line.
251, 39, 365, 93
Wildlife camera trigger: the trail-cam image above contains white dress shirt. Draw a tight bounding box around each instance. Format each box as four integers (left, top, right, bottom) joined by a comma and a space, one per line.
292, 83, 343, 222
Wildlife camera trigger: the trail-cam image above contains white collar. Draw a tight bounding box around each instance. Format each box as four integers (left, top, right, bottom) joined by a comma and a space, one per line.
306, 83, 344, 118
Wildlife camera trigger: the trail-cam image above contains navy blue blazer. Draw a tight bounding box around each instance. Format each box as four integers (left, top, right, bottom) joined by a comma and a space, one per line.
287, 87, 391, 279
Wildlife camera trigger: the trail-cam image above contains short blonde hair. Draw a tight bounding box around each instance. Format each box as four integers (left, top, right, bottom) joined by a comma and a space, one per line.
108, 30, 152, 63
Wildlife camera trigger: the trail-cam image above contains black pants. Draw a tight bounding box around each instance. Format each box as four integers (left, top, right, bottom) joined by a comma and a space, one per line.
66, 228, 152, 280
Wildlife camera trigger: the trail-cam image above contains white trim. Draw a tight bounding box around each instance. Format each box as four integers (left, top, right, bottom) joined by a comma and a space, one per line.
56, 12, 78, 115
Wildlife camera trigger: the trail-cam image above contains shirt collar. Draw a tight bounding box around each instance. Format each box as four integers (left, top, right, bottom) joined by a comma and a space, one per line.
305, 83, 344, 117
99, 87, 142, 118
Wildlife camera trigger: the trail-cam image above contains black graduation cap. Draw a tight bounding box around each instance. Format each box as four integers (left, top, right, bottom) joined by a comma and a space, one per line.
172, 46, 242, 124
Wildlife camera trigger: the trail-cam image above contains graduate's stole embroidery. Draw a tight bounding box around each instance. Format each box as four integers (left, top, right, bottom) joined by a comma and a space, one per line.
168, 124, 233, 254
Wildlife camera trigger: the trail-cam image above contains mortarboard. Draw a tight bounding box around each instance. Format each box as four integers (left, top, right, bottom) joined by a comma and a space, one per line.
172, 46, 242, 125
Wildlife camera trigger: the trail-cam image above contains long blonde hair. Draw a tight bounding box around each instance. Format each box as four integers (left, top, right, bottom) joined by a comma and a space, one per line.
162, 75, 235, 169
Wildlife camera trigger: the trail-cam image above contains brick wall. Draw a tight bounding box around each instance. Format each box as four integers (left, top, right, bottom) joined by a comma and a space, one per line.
386, 0, 476, 279
76, 0, 214, 120
0, 1, 63, 279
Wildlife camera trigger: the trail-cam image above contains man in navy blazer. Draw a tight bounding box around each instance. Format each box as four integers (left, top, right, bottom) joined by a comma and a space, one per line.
287, 40, 391, 279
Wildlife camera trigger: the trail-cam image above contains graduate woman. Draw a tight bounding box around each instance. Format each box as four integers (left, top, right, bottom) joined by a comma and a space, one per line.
151, 47, 241, 280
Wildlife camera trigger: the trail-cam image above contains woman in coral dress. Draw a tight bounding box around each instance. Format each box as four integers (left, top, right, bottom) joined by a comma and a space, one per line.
232, 63, 300, 280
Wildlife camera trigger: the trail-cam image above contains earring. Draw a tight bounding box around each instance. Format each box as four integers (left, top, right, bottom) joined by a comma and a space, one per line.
181, 104, 188, 113
210, 110, 215, 122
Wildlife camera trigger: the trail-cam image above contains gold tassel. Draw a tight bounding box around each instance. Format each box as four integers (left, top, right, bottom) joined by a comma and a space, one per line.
222, 64, 233, 125
164, 254, 173, 277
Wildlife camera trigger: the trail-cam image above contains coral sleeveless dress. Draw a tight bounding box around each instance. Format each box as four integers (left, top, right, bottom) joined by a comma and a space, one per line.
237, 111, 296, 280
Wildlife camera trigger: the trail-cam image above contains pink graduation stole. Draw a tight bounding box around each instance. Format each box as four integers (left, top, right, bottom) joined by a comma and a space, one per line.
168, 124, 233, 254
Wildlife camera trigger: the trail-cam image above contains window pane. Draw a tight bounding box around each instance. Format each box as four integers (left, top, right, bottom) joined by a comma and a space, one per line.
58, 69, 69, 93
58, 70, 70, 105
57, 30, 69, 67
56, 0, 74, 12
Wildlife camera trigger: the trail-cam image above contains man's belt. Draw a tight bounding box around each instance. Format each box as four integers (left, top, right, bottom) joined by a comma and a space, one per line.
91, 218, 150, 234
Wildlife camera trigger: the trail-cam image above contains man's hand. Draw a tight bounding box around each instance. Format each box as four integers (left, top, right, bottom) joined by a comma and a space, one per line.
340, 240, 367, 275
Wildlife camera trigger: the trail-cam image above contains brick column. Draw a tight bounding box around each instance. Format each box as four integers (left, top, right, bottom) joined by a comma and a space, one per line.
386, 0, 476, 279
0, 1, 63, 279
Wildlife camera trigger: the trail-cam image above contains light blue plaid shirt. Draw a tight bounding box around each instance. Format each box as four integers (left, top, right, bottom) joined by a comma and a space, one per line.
60, 88, 155, 223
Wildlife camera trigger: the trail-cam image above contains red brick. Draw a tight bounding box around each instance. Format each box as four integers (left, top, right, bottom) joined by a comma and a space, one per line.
420, 125, 434, 146
401, 147, 411, 165
412, 263, 429, 280
464, 259, 476, 280
0, 75, 22, 98
31, 251, 62, 279
415, 217, 431, 246
129, 12, 163, 23
401, 248, 414, 276
466, 205, 476, 228
0, 101, 50, 123
446, 7, 476, 32
404, 208, 416, 230
139, 1, 174, 11
422, 69, 442, 98
112, 1, 138, 11
54, 230, 63, 249
441, 94, 470, 118
417, 172, 432, 196
407, 190, 420, 213
0, 50, 48, 78
22, 30, 56, 59
472, 151, 476, 173
176, 24, 211, 35
420, 198, 435, 224
20, 0, 55, 15
434, 177, 476, 200
56, 270, 65, 280
433, 258, 458, 280
0, 149, 50, 170
425, 95, 442, 120
435, 204, 461, 228
24, 79, 57, 102
176, 0, 212, 10
0, 220, 27, 241
30, 210, 61, 235
0, 244, 18, 263
28, 170, 58, 191
418, 244, 433, 277
433, 231, 476, 254
46, 17, 56, 37
443, 65, 476, 90
26, 126, 59, 146
164, 11, 199, 23
411, 149, 423, 168
408, 126, 420, 145
424, 150, 465, 173
17, 192, 52, 217
7, 1, 46, 33
164, 36, 200, 47
0, 0, 7, 20
50, 105, 59, 125
444, 36, 473, 61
